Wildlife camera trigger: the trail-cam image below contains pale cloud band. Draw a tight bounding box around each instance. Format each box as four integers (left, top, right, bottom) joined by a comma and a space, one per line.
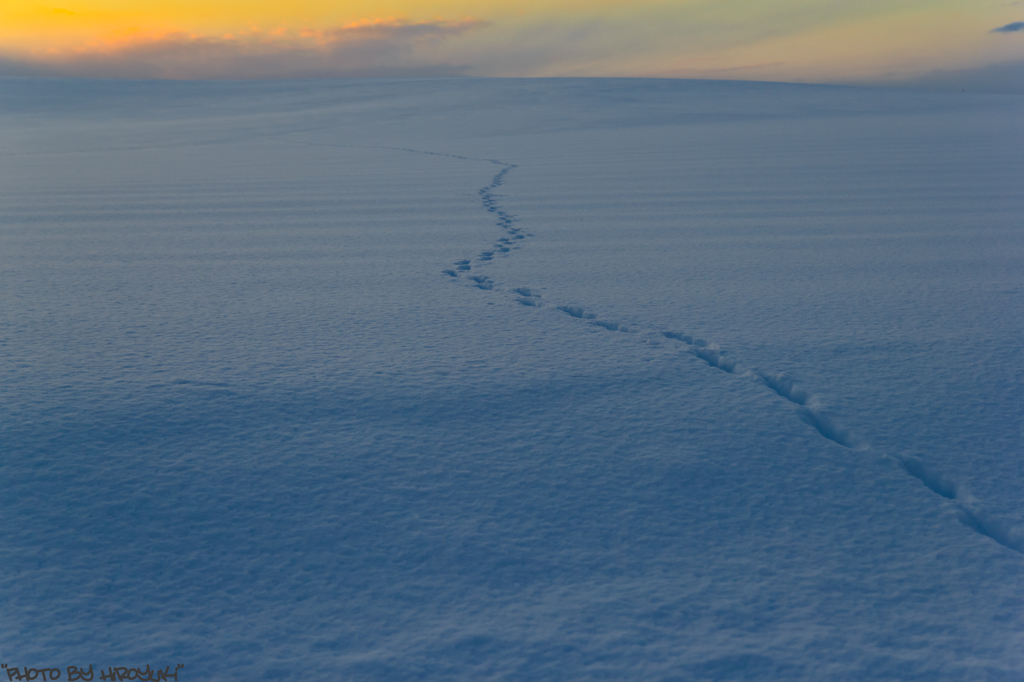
0, 19, 485, 79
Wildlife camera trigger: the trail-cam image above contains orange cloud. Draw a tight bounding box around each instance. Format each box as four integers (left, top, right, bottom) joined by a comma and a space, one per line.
0, 18, 486, 78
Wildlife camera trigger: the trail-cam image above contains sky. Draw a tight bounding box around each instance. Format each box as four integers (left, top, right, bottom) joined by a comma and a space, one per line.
1, 0, 1023, 89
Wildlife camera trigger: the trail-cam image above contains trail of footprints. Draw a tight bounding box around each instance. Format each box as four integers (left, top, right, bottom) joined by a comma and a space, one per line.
385, 146, 1022, 555
441, 159, 527, 281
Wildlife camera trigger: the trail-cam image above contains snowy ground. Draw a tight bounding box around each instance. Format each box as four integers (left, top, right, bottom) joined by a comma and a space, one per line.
1, 78, 1022, 680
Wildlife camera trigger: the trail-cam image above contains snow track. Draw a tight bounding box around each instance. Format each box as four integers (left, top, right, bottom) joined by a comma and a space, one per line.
371, 144, 1023, 557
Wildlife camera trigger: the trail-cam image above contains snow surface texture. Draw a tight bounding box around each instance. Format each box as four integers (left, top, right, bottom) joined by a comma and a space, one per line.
1, 78, 1023, 680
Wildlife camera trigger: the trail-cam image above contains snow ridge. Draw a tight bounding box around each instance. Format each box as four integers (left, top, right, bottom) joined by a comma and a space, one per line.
386, 144, 1024, 556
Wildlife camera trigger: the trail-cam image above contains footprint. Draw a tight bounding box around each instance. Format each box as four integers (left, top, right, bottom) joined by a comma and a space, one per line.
690, 346, 738, 374
470, 275, 494, 290
759, 372, 810, 406
558, 305, 596, 320
897, 455, 957, 499
663, 331, 711, 348
797, 407, 859, 449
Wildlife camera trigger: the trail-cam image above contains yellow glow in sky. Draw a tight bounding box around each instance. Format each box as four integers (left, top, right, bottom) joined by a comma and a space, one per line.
1, 0, 1022, 85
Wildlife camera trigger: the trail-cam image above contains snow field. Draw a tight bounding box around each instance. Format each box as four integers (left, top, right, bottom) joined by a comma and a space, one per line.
2, 78, 1022, 679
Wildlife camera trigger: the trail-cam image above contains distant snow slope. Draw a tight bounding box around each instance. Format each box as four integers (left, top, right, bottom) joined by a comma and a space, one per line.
1, 78, 1022, 680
